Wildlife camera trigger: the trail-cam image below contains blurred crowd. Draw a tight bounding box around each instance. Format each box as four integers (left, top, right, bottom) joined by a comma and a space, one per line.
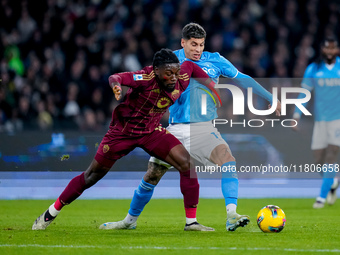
0, 0, 339, 133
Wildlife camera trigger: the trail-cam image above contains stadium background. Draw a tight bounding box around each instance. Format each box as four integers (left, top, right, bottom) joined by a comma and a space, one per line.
0, 0, 339, 199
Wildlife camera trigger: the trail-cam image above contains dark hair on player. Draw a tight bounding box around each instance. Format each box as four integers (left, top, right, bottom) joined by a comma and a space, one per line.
321, 36, 338, 47
152, 48, 179, 69
315, 36, 339, 69
182, 23, 206, 40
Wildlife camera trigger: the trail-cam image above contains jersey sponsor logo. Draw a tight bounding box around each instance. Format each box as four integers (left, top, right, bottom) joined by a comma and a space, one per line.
133, 74, 143, 81
103, 144, 110, 153
157, 97, 171, 108
202, 67, 218, 77
318, 78, 340, 87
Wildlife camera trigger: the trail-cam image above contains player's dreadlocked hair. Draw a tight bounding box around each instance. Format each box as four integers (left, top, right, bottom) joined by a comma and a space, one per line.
182, 23, 206, 40
152, 48, 179, 69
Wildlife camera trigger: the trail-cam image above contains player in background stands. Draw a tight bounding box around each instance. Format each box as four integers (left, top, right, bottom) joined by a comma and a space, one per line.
292, 37, 340, 209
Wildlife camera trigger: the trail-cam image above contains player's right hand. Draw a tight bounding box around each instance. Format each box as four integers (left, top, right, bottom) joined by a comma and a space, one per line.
112, 85, 122, 100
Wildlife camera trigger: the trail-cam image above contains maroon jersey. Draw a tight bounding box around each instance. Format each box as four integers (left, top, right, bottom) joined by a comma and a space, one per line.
108, 61, 212, 135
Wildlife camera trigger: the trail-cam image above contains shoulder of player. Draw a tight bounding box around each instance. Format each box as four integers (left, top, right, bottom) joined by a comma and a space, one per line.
336, 56, 340, 65
201, 51, 224, 60
173, 49, 181, 57
177, 62, 191, 81
306, 62, 318, 73
132, 66, 155, 82
173, 49, 186, 62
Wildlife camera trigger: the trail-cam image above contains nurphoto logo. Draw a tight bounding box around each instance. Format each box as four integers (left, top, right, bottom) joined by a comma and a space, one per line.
200, 84, 311, 128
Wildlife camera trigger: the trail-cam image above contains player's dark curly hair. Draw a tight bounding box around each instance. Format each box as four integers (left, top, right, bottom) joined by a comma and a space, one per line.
315, 36, 339, 70
152, 48, 179, 68
182, 23, 206, 40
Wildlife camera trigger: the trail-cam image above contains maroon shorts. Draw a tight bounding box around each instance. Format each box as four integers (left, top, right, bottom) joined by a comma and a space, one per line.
94, 126, 182, 168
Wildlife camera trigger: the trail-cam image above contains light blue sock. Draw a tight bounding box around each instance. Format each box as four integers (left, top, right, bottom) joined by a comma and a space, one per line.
221, 161, 238, 206
319, 165, 336, 199
128, 179, 155, 216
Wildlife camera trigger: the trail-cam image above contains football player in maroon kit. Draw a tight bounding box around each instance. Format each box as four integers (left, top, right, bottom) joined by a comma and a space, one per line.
32, 48, 220, 230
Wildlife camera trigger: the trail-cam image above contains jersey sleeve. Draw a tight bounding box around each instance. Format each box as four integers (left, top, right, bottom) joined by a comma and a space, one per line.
301, 63, 315, 91
108, 69, 149, 89
234, 72, 273, 103
293, 63, 315, 118
181, 61, 214, 87
180, 61, 221, 105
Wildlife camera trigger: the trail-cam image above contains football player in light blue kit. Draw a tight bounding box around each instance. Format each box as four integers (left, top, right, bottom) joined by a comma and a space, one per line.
293, 37, 340, 208
100, 23, 281, 231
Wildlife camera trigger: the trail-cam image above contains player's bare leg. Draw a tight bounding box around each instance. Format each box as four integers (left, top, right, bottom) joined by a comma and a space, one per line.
209, 144, 250, 231
33, 160, 110, 230
313, 145, 340, 208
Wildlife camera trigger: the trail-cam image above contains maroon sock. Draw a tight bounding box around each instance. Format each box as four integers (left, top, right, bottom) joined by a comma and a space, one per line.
185, 207, 197, 219
180, 169, 199, 209
53, 197, 64, 211
58, 172, 86, 206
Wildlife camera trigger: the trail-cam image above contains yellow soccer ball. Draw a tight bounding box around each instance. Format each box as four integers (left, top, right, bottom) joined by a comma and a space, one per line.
257, 205, 286, 233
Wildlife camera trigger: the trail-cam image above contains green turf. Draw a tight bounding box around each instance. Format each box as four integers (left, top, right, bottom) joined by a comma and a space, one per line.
1, 198, 339, 255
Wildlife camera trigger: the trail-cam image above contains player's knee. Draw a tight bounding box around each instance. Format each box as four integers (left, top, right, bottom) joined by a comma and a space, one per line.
178, 159, 193, 172
325, 146, 339, 163
169, 150, 191, 172
210, 144, 235, 165
227, 155, 236, 162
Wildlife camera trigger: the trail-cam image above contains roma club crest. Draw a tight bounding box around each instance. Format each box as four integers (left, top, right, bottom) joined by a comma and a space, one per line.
103, 144, 110, 153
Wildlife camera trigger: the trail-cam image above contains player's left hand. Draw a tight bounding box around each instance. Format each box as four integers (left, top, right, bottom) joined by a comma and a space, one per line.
268, 100, 281, 116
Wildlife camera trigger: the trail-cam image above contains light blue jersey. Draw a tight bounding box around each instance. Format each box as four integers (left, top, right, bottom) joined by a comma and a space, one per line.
294, 56, 340, 121
170, 49, 273, 123
170, 49, 238, 123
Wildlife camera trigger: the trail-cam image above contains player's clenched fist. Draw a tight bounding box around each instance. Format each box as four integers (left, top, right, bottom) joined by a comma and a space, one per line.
112, 84, 122, 100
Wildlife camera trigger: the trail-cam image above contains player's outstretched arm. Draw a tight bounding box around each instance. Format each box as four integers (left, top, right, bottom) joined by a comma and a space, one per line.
182, 61, 222, 106
234, 72, 282, 115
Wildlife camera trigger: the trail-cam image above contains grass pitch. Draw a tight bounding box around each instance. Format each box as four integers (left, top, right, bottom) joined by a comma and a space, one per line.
1, 198, 340, 255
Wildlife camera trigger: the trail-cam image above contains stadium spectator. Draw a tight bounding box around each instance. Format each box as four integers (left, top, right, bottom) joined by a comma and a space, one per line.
0, 0, 339, 133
